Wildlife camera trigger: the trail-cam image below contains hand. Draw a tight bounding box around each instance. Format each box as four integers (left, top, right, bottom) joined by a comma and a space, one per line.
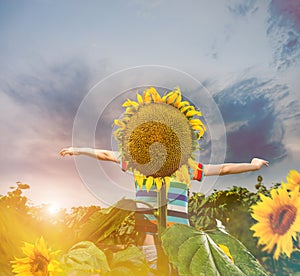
59, 147, 80, 157
251, 158, 269, 170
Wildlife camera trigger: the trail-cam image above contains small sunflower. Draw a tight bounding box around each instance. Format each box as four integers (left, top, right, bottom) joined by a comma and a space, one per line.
114, 87, 206, 191
11, 237, 61, 276
283, 169, 300, 191
250, 186, 300, 259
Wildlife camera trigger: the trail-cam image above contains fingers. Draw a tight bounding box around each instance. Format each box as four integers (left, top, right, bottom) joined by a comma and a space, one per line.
258, 158, 269, 167
59, 149, 67, 156
251, 158, 269, 169
259, 159, 269, 168
59, 147, 73, 156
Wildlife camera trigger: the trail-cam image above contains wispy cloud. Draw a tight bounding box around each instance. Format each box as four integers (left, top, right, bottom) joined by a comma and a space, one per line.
227, 0, 259, 16
0, 58, 110, 206
267, 0, 300, 71
214, 77, 294, 162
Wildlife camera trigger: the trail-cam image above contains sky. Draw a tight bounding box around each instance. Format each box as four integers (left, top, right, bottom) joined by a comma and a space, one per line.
0, 0, 300, 209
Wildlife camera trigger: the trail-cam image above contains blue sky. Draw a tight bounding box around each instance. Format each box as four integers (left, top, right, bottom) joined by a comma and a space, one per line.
1, 0, 299, 208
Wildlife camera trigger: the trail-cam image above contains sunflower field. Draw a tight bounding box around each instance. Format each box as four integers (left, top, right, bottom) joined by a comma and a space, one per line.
1, 171, 300, 275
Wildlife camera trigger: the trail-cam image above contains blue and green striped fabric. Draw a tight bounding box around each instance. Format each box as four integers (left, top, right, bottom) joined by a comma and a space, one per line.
135, 171, 204, 233
119, 157, 204, 233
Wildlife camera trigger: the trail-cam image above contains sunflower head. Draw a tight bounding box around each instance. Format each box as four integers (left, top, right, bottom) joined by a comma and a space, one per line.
11, 237, 61, 276
250, 186, 300, 260
114, 87, 206, 190
283, 170, 300, 192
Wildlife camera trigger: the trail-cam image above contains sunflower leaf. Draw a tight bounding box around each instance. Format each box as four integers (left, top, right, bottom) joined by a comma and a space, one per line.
161, 224, 198, 264
177, 235, 211, 275
109, 245, 149, 276
162, 224, 268, 276
63, 241, 110, 274
78, 199, 135, 244
207, 230, 269, 276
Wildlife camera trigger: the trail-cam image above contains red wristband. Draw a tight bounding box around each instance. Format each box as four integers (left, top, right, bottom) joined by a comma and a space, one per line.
196, 163, 203, 181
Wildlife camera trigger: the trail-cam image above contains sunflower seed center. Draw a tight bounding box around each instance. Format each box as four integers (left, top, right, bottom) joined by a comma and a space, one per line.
269, 204, 297, 235
31, 253, 49, 275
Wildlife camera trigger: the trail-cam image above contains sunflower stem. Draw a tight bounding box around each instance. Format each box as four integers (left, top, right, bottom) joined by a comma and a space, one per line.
156, 183, 169, 275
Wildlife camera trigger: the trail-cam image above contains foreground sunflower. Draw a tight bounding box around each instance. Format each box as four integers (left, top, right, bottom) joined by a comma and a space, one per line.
114, 87, 206, 191
11, 237, 61, 276
283, 169, 300, 191
250, 185, 300, 259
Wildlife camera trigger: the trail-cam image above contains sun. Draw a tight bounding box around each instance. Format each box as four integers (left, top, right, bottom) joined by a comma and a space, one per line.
250, 185, 300, 259
114, 87, 206, 191
47, 203, 60, 215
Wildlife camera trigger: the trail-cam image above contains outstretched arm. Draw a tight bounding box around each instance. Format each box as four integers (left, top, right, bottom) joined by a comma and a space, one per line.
59, 147, 120, 163
203, 158, 269, 176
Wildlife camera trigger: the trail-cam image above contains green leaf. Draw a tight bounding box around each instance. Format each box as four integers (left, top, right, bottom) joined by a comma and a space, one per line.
105, 266, 133, 276
63, 241, 110, 274
111, 246, 149, 276
162, 224, 268, 276
206, 236, 243, 276
177, 236, 203, 275
207, 230, 268, 276
178, 234, 220, 276
78, 198, 135, 244
161, 224, 198, 264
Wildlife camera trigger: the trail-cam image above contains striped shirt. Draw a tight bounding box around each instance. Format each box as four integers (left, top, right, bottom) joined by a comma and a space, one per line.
120, 159, 204, 233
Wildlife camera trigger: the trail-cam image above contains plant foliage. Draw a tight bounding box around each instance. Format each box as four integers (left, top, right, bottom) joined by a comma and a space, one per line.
161, 224, 268, 276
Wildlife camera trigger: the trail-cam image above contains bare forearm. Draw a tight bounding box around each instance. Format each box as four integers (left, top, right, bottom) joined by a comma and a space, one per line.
60, 147, 119, 163
219, 163, 260, 175
79, 148, 119, 163
204, 158, 269, 176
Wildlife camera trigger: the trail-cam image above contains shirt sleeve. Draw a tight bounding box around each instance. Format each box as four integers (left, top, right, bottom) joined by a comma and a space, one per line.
117, 154, 127, 172
193, 163, 205, 182
120, 157, 127, 172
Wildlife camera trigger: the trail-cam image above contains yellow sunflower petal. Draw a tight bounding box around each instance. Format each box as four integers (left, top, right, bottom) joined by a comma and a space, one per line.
164, 177, 171, 192
196, 128, 205, 139
190, 119, 204, 126
134, 173, 145, 189
155, 177, 163, 191
181, 165, 191, 186
12, 263, 32, 273
148, 87, 161, 102
178, 101, 190, 109
21, 243, 35, 258
186, 109, 202, 117
122, 99, 139, 108
145, 176, 154, 191
161, 92, 168, 102
188, 158, 198, 170
181, 105, 194, 113
36, 237, 50, 259
166, 91, 179, 105
114, 119, 126, 129
173, 93, 182, 107
218, 244, 234, 263
192, 125, 205, 131
175, 169, 184, 182
48, 259, 63, 272
143, 90, 152, 103
137, 93, 144, 104
125, 107, 135, 115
